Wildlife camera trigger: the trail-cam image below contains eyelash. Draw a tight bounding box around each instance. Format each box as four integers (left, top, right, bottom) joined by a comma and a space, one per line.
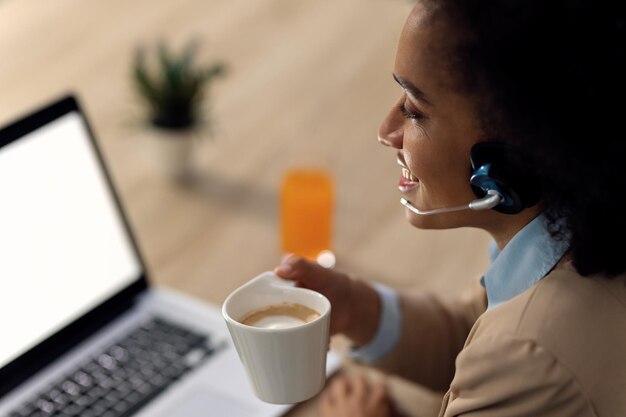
398, 102, 425, 121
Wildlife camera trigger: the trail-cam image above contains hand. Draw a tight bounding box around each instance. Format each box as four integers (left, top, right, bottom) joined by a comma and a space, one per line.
274, 255, 381, 345
320, 374, 392, 417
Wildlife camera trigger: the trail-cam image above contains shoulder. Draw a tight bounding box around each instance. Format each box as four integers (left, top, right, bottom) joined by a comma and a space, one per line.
471, 263, 626, 349
450, 264, 626, 416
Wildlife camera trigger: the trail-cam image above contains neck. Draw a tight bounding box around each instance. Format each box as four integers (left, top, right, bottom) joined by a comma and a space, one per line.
488, 207, 542, 250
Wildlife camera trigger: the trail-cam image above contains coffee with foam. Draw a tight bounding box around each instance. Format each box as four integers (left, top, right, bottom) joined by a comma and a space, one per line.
240, 303, 320, 329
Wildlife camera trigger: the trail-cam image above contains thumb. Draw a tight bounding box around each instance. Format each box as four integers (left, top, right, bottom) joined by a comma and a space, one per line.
274, 254, 324, 286
273, 253, 297, 278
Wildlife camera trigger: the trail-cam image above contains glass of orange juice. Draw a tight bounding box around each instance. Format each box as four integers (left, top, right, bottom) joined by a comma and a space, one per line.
280, 169, 335, 268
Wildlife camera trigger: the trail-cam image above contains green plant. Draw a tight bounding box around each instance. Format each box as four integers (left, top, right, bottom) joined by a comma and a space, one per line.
132, 39, 226, 132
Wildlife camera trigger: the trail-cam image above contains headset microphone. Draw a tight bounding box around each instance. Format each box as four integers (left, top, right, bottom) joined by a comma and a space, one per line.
399, 189, 503, 215
398, 141, 541, 216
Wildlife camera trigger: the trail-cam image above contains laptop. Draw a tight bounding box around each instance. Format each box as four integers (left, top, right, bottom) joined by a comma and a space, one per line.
0, 94, 341, 417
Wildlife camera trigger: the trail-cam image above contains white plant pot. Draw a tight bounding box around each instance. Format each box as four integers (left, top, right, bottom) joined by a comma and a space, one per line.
146, 128, 195, 182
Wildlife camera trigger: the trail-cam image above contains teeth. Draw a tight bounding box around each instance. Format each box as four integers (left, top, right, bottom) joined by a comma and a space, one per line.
402, 168, 418, 182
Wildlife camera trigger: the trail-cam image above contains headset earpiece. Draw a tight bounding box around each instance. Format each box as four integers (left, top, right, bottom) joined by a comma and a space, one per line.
469, 142, 541, 214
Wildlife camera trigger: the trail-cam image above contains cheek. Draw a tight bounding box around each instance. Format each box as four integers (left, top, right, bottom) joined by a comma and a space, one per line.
405, 139, 475, 198
405, 140, 459, 184
403, 130, 434, 178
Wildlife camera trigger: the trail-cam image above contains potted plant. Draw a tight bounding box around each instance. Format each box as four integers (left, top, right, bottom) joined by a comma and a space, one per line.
132, 39, 226, 182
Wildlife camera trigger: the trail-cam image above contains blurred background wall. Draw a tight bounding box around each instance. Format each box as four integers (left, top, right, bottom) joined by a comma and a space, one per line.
0, 0, 491, 319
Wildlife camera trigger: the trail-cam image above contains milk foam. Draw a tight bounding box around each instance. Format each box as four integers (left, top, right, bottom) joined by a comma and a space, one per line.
251, 315, 306, 329
240, 302, 320, 329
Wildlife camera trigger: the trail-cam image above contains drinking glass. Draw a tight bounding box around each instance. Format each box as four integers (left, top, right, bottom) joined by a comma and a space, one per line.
280, 169, 335, 267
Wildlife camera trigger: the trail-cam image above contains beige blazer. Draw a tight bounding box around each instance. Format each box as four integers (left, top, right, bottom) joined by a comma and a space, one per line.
375, 262, 626, 416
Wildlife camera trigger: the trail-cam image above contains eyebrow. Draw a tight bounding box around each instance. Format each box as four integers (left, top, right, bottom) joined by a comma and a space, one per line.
393, 74, 433, 106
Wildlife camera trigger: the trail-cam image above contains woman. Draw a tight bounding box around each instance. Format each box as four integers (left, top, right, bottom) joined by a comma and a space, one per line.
276, 0, 625, 416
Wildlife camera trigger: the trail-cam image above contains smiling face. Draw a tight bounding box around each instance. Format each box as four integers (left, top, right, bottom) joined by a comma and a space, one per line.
378, 2, 495, 230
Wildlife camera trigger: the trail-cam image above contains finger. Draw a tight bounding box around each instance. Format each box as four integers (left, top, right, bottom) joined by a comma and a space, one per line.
274, 254, 294, 276
325, 377, 355, 417
329, 375, 350, 400
372, 381, 387, 397
274, 254, 308, 277
280, 253, 294, 263
369, 381, 388, 405
275, 255, 328, 286
321, 393, 347, 417
320, 398, 333, 417
320, 387, 335, 413
351, 374, 368, 399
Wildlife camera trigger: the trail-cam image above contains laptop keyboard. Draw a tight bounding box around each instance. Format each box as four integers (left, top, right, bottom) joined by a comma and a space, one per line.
8, 317, 219, 417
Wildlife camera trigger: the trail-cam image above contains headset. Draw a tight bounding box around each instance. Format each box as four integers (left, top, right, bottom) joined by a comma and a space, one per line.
400, 142, 541, 215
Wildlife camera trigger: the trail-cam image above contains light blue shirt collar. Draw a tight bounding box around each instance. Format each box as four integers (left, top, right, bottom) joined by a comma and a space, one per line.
481, 214, 569, 310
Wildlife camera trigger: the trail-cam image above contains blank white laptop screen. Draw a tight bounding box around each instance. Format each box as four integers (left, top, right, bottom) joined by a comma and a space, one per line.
0, 111, 141, 369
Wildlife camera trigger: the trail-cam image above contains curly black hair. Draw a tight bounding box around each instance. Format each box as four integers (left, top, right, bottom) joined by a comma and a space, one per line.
431, 0, 626, 277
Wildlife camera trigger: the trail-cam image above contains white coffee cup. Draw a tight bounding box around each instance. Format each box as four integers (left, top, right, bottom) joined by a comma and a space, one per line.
222, 271, 331, 404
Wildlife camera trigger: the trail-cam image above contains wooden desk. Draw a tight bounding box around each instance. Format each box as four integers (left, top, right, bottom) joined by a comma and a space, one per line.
0, 1, 491, 415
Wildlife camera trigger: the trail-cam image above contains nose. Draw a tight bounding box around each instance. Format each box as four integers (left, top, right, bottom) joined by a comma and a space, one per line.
377, 97, 403, 149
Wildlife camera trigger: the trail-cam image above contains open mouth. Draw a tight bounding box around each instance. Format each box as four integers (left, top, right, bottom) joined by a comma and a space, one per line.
396, 153, 418, 182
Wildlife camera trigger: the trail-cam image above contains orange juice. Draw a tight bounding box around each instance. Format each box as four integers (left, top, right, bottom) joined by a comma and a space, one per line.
280, 169, 334, 261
